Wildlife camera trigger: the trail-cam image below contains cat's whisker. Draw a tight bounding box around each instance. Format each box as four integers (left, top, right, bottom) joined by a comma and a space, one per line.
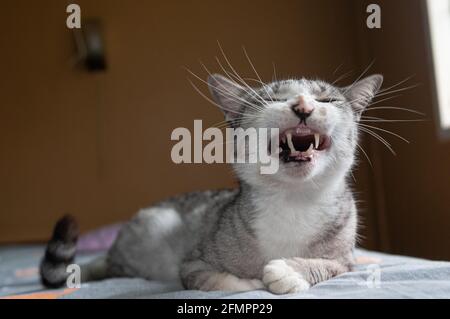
272, 62, 278, 82
344, 91, 395, 107
199, 61, 254, 105
364, 106, 425, 116
358, 126, 397, 156
343, 60, 375, 95
213, 117, 257, 129
377, 75, 415, 94
332, 62, 345, 76
358, 123, 410, 144
213, 118, 239, 128
213, 113, 259, 125
360, 115, 386, 121
199, 61, 266, 113
187, 79, 250, 117
243, 78, 268, 86
216, 42, 270, 107
373, 83, 420, 99
331, 69, 353, 86
242, 46, 274, 102
243, 78, 276, 99
345, 89, 399, 108
215, 56, 269, 108
214, 56, 267, 106
366, 94, 402, 107
358, 127, 393, 150
186, 66, 264, 113
355, 142, 373, 168
359, 119, 425, 123
213, 116, 254, 126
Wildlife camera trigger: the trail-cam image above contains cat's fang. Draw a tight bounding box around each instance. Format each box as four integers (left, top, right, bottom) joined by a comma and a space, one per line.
286, 133, 297, 153
314, 134, 320, 149
303, 143, 314, 157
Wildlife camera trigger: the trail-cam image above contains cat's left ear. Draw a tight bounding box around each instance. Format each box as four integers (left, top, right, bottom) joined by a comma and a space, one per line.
207, 74, 247, 121
342, 74, 383, 119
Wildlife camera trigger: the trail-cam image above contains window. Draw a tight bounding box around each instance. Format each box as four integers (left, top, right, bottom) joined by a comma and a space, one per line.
426, 0, 450, 132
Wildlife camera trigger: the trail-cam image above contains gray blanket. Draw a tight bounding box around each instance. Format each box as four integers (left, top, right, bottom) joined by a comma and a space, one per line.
1, 245, 449, 299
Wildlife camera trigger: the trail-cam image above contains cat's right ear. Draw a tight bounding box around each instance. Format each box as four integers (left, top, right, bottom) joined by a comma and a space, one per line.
208, 74, 246, 121
342, 74, 383, 118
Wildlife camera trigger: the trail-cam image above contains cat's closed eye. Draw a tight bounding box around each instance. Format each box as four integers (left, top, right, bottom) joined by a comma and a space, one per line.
263, 98, 288, 102
315, 97, 342, 103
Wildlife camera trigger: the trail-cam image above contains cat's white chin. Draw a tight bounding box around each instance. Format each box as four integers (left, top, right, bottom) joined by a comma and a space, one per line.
271, 148, 336, 184
280, 157, 318, 179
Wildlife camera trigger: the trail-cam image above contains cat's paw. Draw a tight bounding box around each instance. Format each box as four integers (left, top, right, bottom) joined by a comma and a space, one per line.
263, 259, 310, 294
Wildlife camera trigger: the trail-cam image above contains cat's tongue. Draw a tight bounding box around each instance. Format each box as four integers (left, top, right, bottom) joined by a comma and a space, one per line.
279, 126, 331, 162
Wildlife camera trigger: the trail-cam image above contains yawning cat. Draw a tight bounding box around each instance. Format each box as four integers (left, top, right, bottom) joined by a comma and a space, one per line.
40, 73, 383, 294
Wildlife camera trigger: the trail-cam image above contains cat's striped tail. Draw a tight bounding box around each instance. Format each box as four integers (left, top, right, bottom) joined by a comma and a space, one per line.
39, 215, 79, 288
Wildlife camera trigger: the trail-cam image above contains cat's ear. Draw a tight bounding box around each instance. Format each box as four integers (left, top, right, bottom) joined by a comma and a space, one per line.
343, 74, 383, 118
208, 74, 246, 121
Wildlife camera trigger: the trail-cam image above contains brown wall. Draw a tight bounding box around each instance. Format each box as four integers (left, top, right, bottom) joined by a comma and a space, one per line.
354, 0, 450, 260
2, 1, 448, 260
0, 0, 365, 243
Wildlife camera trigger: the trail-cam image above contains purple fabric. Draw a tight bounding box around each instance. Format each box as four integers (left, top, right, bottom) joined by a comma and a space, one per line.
77, 223, 123, 252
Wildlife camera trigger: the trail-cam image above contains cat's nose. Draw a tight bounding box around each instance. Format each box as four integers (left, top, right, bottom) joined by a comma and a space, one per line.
291, 96, 314, 124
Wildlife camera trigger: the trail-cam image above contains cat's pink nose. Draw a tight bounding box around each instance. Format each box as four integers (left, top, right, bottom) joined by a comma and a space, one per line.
292, 96, 314, 123
295, 96, 314, 114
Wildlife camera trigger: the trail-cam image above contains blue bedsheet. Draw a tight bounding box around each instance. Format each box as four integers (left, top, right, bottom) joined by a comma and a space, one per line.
1, 245, 449, 299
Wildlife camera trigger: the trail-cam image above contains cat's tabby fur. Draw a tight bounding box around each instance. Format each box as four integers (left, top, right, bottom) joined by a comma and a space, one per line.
40, 73, 383, 294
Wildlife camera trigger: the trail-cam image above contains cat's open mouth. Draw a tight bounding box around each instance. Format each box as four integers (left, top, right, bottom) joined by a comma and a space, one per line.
278, 126, 331, 163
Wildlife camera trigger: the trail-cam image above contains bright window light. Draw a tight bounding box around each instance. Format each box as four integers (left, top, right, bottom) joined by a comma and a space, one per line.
426, 0, 450, 130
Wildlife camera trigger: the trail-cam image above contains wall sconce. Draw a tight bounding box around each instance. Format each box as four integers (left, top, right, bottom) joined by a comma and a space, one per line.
73, 19, 107, 71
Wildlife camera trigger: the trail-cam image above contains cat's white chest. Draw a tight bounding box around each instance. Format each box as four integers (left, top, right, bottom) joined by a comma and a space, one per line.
253, 195, 325, 260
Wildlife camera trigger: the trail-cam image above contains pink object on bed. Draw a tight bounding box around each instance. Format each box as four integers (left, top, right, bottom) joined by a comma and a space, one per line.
77, 223, 123, 252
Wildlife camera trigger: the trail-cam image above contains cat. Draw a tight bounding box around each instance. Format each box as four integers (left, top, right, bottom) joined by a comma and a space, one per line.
40, 72, 383, 294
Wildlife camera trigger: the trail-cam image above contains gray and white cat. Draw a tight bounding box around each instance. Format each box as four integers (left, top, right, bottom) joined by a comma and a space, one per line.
40, 73, 383, 294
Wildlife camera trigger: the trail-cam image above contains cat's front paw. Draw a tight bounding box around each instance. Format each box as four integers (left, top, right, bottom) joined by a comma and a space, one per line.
263, 259, 310, 294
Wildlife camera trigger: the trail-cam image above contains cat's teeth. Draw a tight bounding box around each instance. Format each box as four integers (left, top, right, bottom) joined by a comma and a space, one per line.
303, 143, 314, 157
286, 133, 297, 153
314, 133, 320, 149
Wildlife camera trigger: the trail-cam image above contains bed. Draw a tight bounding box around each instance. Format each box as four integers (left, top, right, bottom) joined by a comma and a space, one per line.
1, 225, 450, 299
